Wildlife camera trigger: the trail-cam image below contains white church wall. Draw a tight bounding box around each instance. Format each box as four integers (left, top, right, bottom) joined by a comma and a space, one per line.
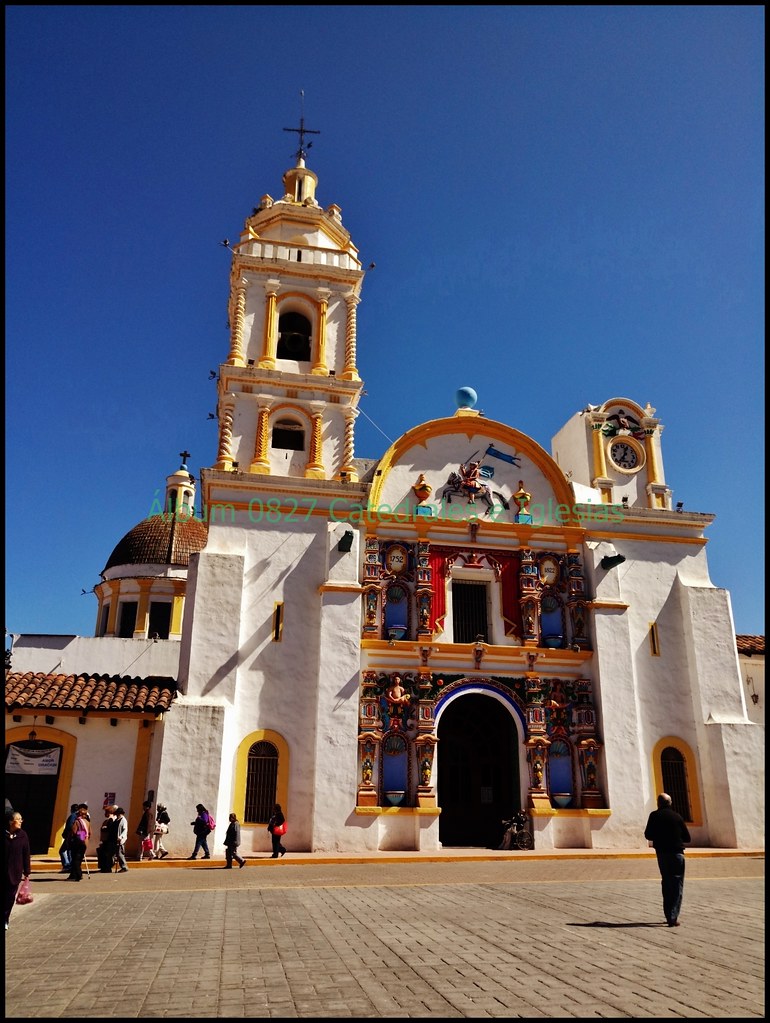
178, 550, 244, 701
154, 699, 228, 856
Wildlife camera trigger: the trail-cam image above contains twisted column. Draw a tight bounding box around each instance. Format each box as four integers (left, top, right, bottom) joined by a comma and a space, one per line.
337, 408, 359, 481
340, 293, 361, 381
214, 398, 235, 470
250, 398, 274, 474
305, 402, 325, 478
228, 279, 247, 365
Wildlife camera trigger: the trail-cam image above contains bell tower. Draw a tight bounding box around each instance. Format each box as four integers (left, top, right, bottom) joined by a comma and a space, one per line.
213, 119, 366, 483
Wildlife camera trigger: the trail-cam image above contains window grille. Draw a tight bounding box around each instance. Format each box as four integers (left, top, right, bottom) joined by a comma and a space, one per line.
661, 746, 692, 821
244, 741, 278, 823
452, 581, 488, 643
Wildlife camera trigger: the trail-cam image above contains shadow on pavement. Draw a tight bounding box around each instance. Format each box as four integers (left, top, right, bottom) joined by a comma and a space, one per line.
567, 921, 668, 928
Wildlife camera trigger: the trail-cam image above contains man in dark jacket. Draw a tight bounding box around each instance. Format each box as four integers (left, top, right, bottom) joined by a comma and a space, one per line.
644, 792, 691, 927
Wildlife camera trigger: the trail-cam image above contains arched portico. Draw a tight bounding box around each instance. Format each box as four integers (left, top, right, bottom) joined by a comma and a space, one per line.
435, 683, 526, 848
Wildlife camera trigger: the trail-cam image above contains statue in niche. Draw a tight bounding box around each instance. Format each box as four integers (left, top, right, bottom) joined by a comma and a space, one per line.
380, 674, 414, 731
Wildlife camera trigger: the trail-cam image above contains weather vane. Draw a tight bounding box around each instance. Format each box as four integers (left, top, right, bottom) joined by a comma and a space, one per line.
283, 89, 320, 162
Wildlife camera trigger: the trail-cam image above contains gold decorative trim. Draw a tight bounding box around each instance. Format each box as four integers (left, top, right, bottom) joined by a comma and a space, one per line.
354, 806, 441, 816
529, 807, 612, 817
318, 583, 363, 594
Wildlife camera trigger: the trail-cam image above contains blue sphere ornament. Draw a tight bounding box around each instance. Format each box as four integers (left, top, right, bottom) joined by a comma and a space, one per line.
455, 387, 478, 409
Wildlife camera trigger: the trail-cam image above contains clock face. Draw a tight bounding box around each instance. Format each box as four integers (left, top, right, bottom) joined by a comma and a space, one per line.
609, 440, 642, 471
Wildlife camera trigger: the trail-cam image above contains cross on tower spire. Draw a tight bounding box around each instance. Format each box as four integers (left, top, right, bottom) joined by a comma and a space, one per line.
283, 90, 320, 162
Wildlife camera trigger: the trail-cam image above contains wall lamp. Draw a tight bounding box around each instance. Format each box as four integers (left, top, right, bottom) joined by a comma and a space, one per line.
675, 502, 684, 512
337, 530, 354, 552
747, 675, 759, 706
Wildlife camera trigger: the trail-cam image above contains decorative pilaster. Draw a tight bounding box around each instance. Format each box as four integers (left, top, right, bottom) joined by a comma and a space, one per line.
590, 415, 613, 502
304, 402, 325, 479
214, 398, 235, 470
519, 549, 540, 646
337, 408, 359, 482
311, 287, 330, 375
170, 580, 186, 637
133, 580, 153, 639
227, 279, 247, 366
415, 734, 438, 808
578, 738, 605, 808
357, 732, 379, 807
258, 279, 280, 368
340, 293, 361, 381
105, 581, 120, 636
250, 397, 274, 474
566, 551, 590, 649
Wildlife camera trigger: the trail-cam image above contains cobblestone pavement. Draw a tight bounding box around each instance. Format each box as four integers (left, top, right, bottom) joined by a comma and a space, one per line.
6, 854, 764, 1018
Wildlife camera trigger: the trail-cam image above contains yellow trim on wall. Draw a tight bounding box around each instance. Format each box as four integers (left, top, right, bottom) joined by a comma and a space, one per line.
234, 729, 290, 823
651, 735, 703, 826
126, 721, 154, 856
5, 725, 77, 855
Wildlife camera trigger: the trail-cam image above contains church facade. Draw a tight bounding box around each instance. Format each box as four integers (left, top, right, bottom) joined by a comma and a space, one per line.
6, 144, 764, 855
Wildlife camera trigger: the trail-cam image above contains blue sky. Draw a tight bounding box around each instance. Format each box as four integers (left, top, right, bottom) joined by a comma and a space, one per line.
6, 6, 764, 639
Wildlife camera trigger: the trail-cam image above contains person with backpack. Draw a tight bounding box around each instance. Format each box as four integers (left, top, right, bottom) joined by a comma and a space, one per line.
188, 803, 214, 860
153, 803, 171, 859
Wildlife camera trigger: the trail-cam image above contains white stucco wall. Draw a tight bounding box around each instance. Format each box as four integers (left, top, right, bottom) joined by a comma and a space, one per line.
10, 634, 181, 678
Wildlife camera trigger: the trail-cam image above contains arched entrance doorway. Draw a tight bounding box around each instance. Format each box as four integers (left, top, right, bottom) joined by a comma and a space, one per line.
437, 692, 519, 847
5, 739, 63, 853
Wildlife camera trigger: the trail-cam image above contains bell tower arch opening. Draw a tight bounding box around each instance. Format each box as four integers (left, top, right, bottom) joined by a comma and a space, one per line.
436, 691, 521, 848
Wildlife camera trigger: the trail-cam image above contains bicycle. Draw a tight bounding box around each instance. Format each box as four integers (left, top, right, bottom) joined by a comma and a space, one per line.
499, 811, 534, 850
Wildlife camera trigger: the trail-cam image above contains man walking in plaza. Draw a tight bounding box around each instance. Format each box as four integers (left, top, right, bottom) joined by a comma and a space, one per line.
644, 792, 691, 927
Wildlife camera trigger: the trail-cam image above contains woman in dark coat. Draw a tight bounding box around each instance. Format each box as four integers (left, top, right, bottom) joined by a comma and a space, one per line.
267, 803, 287, 859
5, 811, 31, 929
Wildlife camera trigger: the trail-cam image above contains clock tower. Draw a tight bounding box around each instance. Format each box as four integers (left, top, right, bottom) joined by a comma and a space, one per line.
552, 397, 672, 509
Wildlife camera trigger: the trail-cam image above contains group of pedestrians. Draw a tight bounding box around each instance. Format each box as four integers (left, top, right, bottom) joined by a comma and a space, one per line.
57, 799, 173, 876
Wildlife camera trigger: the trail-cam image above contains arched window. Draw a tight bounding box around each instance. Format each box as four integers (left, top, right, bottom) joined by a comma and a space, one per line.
276, 311, 311, 361
271, 418, 305, 451
661, 746, 692, 821
244, 741, 278, 823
